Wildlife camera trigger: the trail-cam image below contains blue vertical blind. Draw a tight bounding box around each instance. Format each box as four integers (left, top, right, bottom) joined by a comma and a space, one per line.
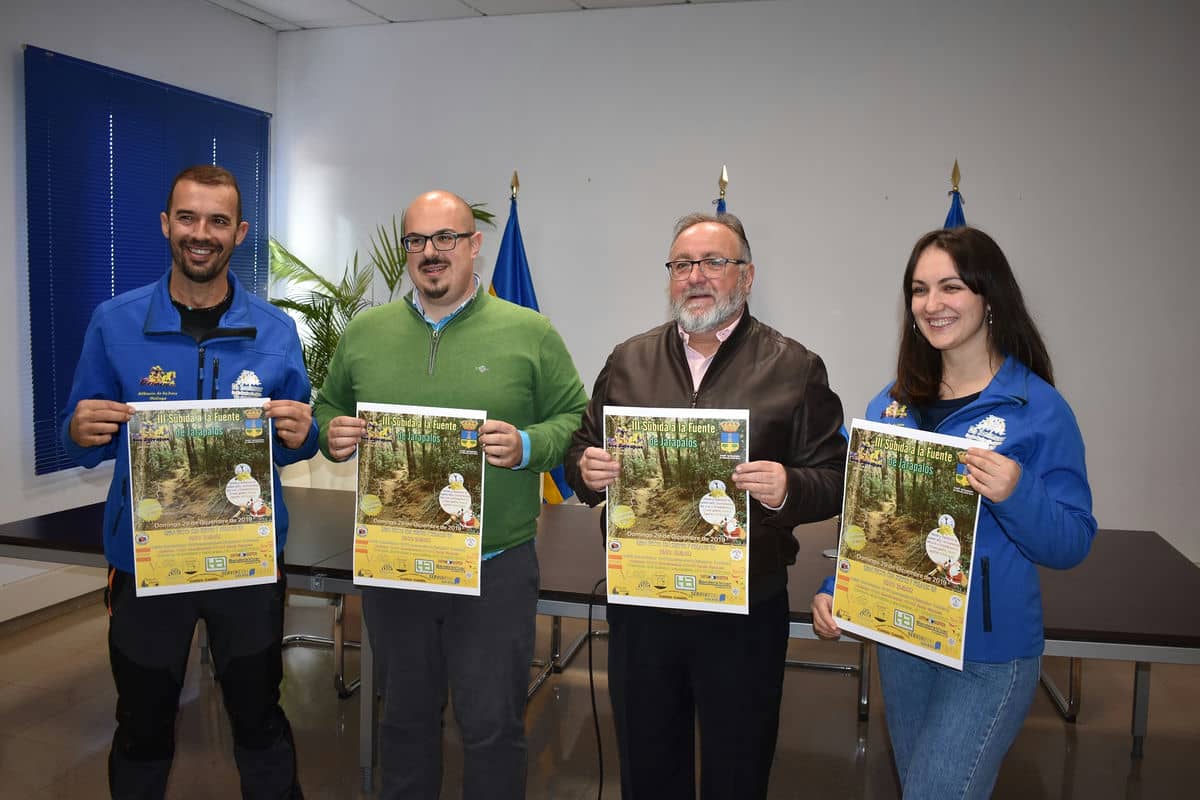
24, 45, 271, 474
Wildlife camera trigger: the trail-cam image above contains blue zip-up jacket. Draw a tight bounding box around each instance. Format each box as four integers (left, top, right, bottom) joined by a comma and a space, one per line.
59, 270, 319, 574
820, 356, 1096, 661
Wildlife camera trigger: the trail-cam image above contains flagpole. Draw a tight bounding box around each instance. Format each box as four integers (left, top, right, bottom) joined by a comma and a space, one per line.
944, 159, 965, 228
716, 164, 728, 213
511, 170, 519, 200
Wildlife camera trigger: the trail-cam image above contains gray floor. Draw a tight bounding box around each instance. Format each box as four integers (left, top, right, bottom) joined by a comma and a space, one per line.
1, 595, 1197, 799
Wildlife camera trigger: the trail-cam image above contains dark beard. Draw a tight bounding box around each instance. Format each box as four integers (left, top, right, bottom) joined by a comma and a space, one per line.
171, 239, 229, 283
417, 258, 451, 299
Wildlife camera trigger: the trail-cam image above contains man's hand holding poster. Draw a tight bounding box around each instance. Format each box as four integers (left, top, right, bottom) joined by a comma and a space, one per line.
604, 406, 750, 614
353, 403, 487, 595
127, 400, 276, 596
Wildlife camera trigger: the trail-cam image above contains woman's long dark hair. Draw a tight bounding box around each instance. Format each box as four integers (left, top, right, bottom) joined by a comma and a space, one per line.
892, 227, 1053, 406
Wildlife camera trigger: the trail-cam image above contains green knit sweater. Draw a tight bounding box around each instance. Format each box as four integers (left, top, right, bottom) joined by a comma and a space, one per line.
314, 288, 587, 554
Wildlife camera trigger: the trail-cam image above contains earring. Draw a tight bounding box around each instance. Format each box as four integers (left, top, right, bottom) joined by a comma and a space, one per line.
987, 308, 993, 326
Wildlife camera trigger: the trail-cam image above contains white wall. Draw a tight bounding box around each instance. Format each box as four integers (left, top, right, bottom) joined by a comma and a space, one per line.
0, 0, 277, 528
3, 0, 1196, 568
274, 0, 1200, 560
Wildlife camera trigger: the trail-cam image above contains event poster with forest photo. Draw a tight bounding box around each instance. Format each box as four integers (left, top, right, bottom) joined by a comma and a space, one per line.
603, 406, 750, 614
353, 403, 486, 595
832, 419, 982, 669
127, 400, 276, 597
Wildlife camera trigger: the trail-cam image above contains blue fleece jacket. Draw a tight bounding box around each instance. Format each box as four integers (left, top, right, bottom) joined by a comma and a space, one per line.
820, 356, 1096, 661
59, 270, 318, 574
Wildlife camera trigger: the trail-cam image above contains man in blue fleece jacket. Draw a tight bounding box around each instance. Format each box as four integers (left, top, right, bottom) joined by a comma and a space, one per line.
60, 165, 316, 799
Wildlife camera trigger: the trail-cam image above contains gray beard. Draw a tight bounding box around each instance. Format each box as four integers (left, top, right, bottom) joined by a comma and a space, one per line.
670, 280, 748, 333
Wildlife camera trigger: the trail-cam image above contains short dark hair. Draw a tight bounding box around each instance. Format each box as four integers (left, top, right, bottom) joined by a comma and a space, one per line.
893, 226, 1054, 406
166, 165, 242, 222
672, 212, 752, 263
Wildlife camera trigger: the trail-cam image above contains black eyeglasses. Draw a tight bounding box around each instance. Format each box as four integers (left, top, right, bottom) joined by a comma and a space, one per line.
400, 231, 474, 253
664, 257, 746, 281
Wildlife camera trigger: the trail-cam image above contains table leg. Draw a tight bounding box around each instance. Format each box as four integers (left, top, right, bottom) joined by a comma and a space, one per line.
527, 616, 607, 700
557, 627, 603, 670
783, 642, 869, 720
527, 615, 561, 699
1039, 656, 1082, 722
281, 596, 361, 698
1131, 661, 1150, 759
550, 615, 563, 668
359, 615, 375, 793
857, 643, 871, 721
333, 595, 361, 698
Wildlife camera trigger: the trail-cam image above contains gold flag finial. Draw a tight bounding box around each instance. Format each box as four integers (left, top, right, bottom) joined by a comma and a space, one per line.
718, 164, 729, 199
950, 159, 961, 193
510, 170, 520, 199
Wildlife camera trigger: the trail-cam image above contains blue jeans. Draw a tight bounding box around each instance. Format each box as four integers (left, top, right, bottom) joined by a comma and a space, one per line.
877, 645, 1039, 799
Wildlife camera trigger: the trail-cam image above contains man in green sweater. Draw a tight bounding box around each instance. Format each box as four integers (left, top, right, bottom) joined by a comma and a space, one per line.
314, 190, 586, 800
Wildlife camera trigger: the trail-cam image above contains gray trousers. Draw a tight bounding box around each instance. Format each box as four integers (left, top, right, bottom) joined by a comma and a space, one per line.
362, 540, 539, 800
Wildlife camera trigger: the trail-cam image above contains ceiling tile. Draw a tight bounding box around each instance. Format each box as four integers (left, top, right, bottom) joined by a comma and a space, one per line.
245, 0, 387, 28
466, 0, 580, 15
204, 0, 301, 29
203, 0, 762, 29
356, 0, 483, 22
579, 0, 686, 8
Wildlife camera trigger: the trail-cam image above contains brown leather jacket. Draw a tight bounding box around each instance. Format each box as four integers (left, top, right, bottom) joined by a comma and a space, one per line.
566, 311, 846, 601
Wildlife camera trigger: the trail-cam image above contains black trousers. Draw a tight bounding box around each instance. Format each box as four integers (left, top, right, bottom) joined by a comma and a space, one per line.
362, 540, 540, 800
607, 591, 790, 800
105, 567, 302, 800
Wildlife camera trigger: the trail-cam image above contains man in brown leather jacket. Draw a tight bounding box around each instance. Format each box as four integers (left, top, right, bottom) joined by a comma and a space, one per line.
565, 212, 846, 800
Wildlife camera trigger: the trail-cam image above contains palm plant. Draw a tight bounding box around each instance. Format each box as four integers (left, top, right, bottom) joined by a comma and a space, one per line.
269, 241, 371, 392
270, 205, 495, 391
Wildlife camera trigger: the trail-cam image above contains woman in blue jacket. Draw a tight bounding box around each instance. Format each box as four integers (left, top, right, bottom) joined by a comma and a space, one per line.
812, 226, 1096, 797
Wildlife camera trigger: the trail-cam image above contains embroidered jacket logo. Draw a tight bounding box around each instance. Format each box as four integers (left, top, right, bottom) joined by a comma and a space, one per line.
232, 370, 264, 398
140, 365, 177, 386
966, 414, 1007, 446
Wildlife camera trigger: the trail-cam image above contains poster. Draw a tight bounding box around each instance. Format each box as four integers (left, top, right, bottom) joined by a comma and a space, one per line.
126, 399, 276, 597
832, 418, 982, 669
603, 406, 750, 614
353, 403, 487, 595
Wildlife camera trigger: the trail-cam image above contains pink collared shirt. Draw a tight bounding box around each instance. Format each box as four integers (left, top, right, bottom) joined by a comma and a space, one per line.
677, 311, 743, 389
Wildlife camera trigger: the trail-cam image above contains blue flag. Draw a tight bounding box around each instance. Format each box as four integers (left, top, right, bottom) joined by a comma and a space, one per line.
716, 196, 727, 214
944, 189, 965, 228
489, 197, 572, 503
490, 198, 539, 309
